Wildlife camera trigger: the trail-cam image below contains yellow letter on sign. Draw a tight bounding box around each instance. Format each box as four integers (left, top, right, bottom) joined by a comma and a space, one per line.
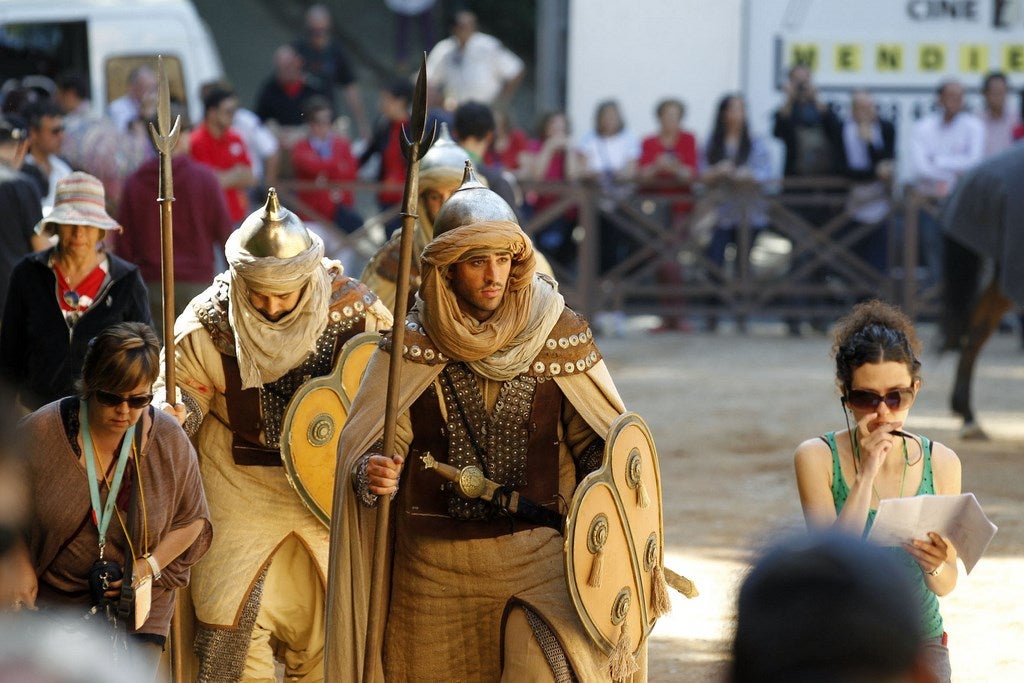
919, 44, 946, 72
959, 45, 989, 73
790, 44, 819, 71
1003, 45, 1024, 72
876, 44, 904, 72
835, 44, 861, 72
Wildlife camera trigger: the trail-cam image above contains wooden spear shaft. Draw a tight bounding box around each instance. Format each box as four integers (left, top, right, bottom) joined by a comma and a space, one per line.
148, 55, 184, 681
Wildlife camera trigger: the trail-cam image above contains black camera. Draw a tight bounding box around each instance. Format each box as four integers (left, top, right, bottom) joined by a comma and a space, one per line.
88, 559, 122, 607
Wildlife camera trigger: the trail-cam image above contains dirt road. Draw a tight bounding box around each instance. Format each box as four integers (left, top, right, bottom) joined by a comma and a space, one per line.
597, 320, 1024, 682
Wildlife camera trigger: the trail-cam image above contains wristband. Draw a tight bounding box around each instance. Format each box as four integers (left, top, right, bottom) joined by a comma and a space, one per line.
927, 563, 944, 577
145, 554, 162, 581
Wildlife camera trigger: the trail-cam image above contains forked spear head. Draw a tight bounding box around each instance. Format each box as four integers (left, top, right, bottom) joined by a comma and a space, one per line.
400, 52, 437, 163
148, 56, 182, 197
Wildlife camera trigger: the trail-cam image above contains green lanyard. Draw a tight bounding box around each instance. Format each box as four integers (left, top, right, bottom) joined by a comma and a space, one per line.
81, 399, 135, 559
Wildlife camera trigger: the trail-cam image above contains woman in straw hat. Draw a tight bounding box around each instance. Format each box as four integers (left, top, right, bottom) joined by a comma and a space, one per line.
0, 171, 152, 411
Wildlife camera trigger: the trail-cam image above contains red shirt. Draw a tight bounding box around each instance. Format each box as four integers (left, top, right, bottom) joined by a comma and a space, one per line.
189, 123, 253, 223
290, 135, 358, 223
1013, 123, 1024, 141
639, 129, 698, 213
379, 120, 408, 205
485, 127, 530, 171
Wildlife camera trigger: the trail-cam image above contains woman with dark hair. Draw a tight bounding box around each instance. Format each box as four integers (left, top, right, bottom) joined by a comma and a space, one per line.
701, 94, 776, 330
794, 300, 961, 683
6, 322, 211, 678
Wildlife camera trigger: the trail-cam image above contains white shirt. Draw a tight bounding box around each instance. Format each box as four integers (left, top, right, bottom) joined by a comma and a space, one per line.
107, 94, 140, 132
910, 111, 985, 198
425, 32, 524, 108
982, 107, 1021, 158
232, 108, 279, 183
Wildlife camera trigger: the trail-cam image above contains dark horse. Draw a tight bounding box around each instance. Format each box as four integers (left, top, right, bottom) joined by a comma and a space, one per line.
939, 145, 1024, 439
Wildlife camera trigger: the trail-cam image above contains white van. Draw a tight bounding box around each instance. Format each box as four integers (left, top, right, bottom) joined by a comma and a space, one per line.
0, 0, 223, 125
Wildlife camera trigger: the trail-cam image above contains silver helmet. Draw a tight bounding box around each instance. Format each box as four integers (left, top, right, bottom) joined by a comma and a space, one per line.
419, 122, 470, 174
432, 161, 517, 236
235, 188, 312, 259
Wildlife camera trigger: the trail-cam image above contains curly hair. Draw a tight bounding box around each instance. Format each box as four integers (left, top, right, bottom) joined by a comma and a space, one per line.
832, 300, 922, 393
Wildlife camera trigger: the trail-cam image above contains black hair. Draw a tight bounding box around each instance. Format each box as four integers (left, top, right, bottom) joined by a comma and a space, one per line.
731, 532, 924, 683
982, 70, 1008, 93
655, 97, 685, 120
453, 100, 495, 141
705, 93, 751, 166
302, 94, 333, 121
55, 71, 91, 101
385, 79, 413, 102
202, 86, 235, 114
832, 300, 922, 394
593, 99, 624, 135
21, 100, 63, 129
0, 114, 27, 144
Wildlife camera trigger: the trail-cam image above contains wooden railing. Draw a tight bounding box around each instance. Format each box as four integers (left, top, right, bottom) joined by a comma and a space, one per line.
273, 177, 940, 323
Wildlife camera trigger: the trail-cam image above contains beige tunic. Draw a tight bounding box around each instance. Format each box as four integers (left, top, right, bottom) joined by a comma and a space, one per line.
154, 273, 392, 627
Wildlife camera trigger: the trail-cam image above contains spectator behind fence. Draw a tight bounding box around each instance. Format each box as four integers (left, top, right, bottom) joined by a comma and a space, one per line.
639, 97, 699, 333
702, 94, 775, 332
731, 531, 939, 683
191, 86, 255, 225
21, 100, 72, 216
980, 71, 1019, 158
293, 4, 370, 143
485, 109, 530, 173
521, 110, 580, 268
117, 105, 233, 338
0, 116, 48, 317
289, 95, 362, 234
793, 299, 961, 681
578, 98, 640, 268
772, 64, 843, 335
0, 173, 153, 412
836, 90, 896, 279
425, 9, 524, 113
910, 79, 984, 290
359, 79, 413, 236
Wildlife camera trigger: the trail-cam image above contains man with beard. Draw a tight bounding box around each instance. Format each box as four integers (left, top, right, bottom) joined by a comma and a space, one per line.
328, 167, 649, 681
155, 189, 391, 682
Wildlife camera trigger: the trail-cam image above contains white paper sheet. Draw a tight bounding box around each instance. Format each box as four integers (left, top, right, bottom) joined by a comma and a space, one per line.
866, 493, 997, 574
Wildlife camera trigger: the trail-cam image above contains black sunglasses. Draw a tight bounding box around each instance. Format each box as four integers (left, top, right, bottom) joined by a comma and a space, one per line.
94, 390, 154, 409
843, 387, 915, 412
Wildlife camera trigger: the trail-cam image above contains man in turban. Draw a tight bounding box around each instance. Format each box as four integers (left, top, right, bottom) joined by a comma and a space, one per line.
156, 189, 391, 681
327, 167, 646, 681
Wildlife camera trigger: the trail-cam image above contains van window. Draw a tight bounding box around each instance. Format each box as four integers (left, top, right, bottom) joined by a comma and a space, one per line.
105, 55, 186, 109
0, 20, 89, 85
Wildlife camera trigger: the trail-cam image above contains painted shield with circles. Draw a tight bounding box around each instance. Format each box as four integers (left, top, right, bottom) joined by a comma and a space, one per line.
281, 331, 380, 527
564, 412, 664, 657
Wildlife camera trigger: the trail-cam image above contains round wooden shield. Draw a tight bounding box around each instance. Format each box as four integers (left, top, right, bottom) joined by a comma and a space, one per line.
564, 412, 664, 656
280, 332, 380, 526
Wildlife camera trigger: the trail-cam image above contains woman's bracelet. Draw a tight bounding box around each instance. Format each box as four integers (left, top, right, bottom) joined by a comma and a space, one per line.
927, 562, 944, 577
145, 553, 162, 581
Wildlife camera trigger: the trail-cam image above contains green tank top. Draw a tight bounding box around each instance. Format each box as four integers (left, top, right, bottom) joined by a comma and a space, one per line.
824, 431, 944, 639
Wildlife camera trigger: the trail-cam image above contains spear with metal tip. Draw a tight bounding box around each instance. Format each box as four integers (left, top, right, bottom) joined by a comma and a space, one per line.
147, 55, 187, 682
324, 54, 435, 683
148, 56, 181, 394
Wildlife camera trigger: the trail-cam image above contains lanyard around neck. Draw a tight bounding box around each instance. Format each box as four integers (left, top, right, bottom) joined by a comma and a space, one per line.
81, 399, 135, 557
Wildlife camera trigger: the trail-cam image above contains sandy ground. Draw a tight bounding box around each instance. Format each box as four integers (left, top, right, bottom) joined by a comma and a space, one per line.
595, 319, 1024, 682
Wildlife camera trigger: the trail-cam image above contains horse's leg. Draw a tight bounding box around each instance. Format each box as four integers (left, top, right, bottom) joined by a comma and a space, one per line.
951, 279, 1012, 438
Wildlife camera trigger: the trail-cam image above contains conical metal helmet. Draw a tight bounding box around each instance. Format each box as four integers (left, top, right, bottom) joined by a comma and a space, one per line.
236, 188, 312, 258
419, 122, 470, 173
432, 161, 517, 236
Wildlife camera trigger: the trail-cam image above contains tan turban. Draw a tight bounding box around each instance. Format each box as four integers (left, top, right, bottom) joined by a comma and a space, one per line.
225, 228, 334, 388
417, 221, 563, 381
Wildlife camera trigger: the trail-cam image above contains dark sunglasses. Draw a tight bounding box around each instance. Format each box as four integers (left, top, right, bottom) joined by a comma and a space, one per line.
94, 390, 154, 409
844, 387, 915, 412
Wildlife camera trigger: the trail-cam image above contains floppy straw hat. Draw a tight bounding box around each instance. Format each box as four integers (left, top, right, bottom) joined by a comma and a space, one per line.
35, 171, 122, 235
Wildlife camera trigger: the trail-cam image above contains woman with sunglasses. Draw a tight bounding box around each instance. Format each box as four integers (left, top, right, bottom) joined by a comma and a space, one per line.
0, 172, 152, 412
794, 299, 961, 683
6, 322, 211, 677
